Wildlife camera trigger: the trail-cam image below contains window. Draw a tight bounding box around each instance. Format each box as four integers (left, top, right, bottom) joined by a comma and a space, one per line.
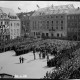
47, 21, 49, 29
33, 21, 34, 29
7, 22, 9, 25
52, 27, 53, 30
72, 16, 74, 19
57, 33, 59, 37
34, 32, 35, 36
5, 22, 6, 25
56, 21, 58, 24
14, 29, 16, 34
17, 23, 19, 26
35, 21, 36, 28
61, 21, 63, 24
17, 29, 19, 32
27, 23, 29, 26
36, 32, 37, 35
79, 16, 80, 19
46, 33, 48, 37
14, 23, 15, 26
61, 16, 63, 18
38, 21, 39, 29
51, 16, 53, 18
47, 16, 49, 18
61, 27, 63, 30
52, 21, 53, 27
68, 16, 70, 19
1, 15, 3, 18
56, 26, 58, 29
1, 22, 3, 25
11, 23, 12, 26
51, 33, 53, 36
61, 34, 63, 37
56, 16, 58, 18
39, 12, 41, 15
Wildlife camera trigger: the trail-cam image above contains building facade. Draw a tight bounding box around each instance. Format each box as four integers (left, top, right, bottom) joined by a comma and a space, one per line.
17, 11, 34, 37
67, 9, 80, 40
30, 4, 80, 40
0, 7, 21, 40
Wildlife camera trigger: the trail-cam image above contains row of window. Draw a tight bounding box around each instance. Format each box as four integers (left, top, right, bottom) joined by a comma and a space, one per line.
34, 32, 64, 37
0, 21, 20, 27
11, 23, 19, 26
32, 20, 64, 29
67, 15, 80, 20
38, 13, 64, 19
11, 29, 19, 33
0, 14, 17, 19
0, 21, 9, 25
46, 15, 64, 19
10, 35, 19, 39
68, 28, 78, 32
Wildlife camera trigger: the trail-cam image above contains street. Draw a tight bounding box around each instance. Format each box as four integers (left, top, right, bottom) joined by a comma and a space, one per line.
0, 50, 54, 78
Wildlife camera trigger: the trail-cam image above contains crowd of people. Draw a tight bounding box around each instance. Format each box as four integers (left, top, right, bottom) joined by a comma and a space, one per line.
2, 37, 79, 79
43, 40, 80, 79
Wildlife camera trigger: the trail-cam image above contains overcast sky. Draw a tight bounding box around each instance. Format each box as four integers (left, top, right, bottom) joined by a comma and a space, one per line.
0, 1, 80, 13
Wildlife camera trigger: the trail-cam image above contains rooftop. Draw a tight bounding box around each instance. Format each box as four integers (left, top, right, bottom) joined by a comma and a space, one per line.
0, 7, 20, 20
0, 7, 16, 16
32, 4, 80, 16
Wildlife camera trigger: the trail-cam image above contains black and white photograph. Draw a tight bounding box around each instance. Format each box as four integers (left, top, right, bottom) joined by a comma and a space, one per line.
0, 1, 80, 79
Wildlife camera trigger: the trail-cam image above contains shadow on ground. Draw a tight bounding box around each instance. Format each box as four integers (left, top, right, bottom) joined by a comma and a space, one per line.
27, 58, 39, 63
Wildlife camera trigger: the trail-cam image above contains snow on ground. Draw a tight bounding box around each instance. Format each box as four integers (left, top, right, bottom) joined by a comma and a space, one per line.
0, 51, 54, 79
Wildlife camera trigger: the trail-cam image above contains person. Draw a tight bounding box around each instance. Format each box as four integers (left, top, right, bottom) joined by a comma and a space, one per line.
22, 57, 24, 63
47, 54, 49, 62
19, 56, 22, 63
33, 49, 36, 60
39, 52, 41, 59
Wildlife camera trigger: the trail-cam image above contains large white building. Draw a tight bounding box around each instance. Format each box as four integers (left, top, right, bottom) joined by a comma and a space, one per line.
0, 7, 21, 40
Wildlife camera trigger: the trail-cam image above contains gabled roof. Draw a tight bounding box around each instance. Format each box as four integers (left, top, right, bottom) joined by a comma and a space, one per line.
0, 7, 20, 20
0, 7, 16, 16
66, 8, 80, 15
32, 4, 76, 16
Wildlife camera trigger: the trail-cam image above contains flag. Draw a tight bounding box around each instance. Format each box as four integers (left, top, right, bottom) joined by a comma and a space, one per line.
37, 4, 40, 8
18, 7, 21, 10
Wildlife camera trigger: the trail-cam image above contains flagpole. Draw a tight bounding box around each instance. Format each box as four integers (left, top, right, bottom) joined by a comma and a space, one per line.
18, 7, 21, 13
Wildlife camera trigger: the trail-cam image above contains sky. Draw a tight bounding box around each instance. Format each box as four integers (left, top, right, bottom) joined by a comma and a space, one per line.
0, 1, 80, 13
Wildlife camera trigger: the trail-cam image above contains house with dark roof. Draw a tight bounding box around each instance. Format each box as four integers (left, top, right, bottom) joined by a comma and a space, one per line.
0, 7, 21, 41
30, 4, 80, 40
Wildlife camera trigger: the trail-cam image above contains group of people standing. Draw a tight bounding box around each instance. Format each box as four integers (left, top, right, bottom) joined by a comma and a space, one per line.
19, 56, 24, 63
32, 47, 50, 62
